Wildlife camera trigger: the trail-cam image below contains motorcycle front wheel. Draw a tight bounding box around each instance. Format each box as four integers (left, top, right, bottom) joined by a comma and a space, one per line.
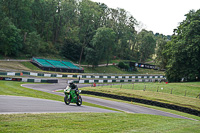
76, 95, 82, 106
64, 95, 71, 105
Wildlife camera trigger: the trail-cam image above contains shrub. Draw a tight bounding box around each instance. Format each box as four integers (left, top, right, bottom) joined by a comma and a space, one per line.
118, 62, 129, 70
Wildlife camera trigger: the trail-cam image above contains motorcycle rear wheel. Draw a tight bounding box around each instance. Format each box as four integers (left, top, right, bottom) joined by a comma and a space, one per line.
64, 95, 71, 105
76, 95, 82, 106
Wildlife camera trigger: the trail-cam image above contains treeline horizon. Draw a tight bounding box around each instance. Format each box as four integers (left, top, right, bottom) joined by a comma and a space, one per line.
0, 0, 199, 82
0, 0, 169, 63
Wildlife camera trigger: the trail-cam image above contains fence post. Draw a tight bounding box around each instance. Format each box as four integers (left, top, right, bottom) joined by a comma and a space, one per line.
143, 85, 146, 91
171, 88, 173, 94
157, 86, 159, 92
120, 84, 122, 89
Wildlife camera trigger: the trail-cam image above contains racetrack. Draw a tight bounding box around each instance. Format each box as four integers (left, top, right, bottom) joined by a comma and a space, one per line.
20, 81, 195, 120
0, 95, 117, 114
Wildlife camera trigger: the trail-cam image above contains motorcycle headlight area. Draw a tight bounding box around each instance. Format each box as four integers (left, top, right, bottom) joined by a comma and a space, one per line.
64, 89, 70, 93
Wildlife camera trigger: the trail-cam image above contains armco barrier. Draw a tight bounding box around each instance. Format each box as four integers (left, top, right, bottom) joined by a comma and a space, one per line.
0, 71, 165, 80
0, 72, 21, 76
72, 79, 162, 83
82, 90, 200, 116
0, 77, 58, 83
21, 71, 165, 79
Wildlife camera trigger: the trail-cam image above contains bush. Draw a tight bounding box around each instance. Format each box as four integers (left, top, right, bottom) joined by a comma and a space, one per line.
118, 62, 129, 70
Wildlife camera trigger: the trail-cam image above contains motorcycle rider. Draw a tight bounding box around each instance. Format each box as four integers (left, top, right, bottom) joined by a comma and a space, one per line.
69, 80, 79, 96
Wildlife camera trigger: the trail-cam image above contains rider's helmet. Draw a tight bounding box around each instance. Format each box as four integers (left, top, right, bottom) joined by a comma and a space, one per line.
69, 80, 74, 85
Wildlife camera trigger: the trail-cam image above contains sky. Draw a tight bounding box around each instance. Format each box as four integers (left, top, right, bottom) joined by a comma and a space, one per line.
91, 0, 200, 35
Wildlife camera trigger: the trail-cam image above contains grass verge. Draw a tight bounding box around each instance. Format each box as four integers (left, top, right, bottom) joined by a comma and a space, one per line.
0, 113, 200, 133
0, 81, 62, 101
20, 62, 41, 71
82, 94, 200, 121
83, 65, 164, 74
80, 82, 200, 111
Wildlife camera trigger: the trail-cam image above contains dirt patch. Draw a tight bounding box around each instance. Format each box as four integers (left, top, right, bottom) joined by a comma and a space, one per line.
0, 61, 30, 71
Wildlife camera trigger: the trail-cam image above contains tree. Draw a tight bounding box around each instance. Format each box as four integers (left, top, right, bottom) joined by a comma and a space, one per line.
165, 9, 200, 82
107, 8, 137, 59
136, 30, 156, 62
155, 35, 168, 69
86, 27, 116, 66
61, 38, 81, 61
23, 31, 44, 56
0, 17, 22, 56
78, 0, 102, 65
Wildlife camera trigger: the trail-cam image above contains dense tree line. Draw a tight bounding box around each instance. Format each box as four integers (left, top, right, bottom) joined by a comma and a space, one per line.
0, 0, 156, 66
155, 9, 200, 82
1, 0, 198, 82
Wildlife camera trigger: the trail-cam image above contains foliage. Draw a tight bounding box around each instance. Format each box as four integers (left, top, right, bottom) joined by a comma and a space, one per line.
61, 38, 81, 61
155, 34, 168, 69
0, 0, 172, 67
118, 62, 129, 70
86, 27, 116, 66
136, 30, 156, 62
165, 9, 200, 82
0, 17, 22, 56
23, 32, 43, 56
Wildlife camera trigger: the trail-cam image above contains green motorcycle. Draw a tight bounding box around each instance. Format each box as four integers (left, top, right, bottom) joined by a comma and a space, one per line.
64, 86, 82, 106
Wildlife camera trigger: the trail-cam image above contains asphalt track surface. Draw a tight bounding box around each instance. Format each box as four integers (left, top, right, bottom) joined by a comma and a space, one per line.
0, 95, 117, 114
16, 79, 196, 120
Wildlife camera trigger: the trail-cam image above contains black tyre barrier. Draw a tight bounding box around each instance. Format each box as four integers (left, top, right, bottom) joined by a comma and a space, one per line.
47, 79, 58, 83
0, 77, 58, 83
82, 90, 200, 116
0, 77, 22, 81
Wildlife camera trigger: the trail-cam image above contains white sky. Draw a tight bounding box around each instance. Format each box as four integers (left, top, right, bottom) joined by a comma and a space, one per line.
91, 0, 200, 35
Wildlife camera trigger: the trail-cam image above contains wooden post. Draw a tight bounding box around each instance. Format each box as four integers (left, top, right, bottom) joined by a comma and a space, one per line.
143, 85, 146, 91
157, 86, 159, 92
196, 94, 200, 99
171, 88, 173, 94
120, 84, 122, 89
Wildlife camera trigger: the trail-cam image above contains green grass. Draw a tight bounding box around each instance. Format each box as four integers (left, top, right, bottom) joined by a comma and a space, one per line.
99, 59, 137, 64
0, 81, 63, 102
82, 94, 200, 121
83, 65, 164, 74
81, 82, 200, 111
83, 65, 131, 74
20, 62, 41, 71
136, 67, 164, 74
0, 113, 200, 133
102, 82, 200, 98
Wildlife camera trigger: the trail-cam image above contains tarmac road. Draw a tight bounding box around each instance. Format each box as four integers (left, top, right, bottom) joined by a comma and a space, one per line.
0, 95, 117, 114
21, 81, 195, 120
